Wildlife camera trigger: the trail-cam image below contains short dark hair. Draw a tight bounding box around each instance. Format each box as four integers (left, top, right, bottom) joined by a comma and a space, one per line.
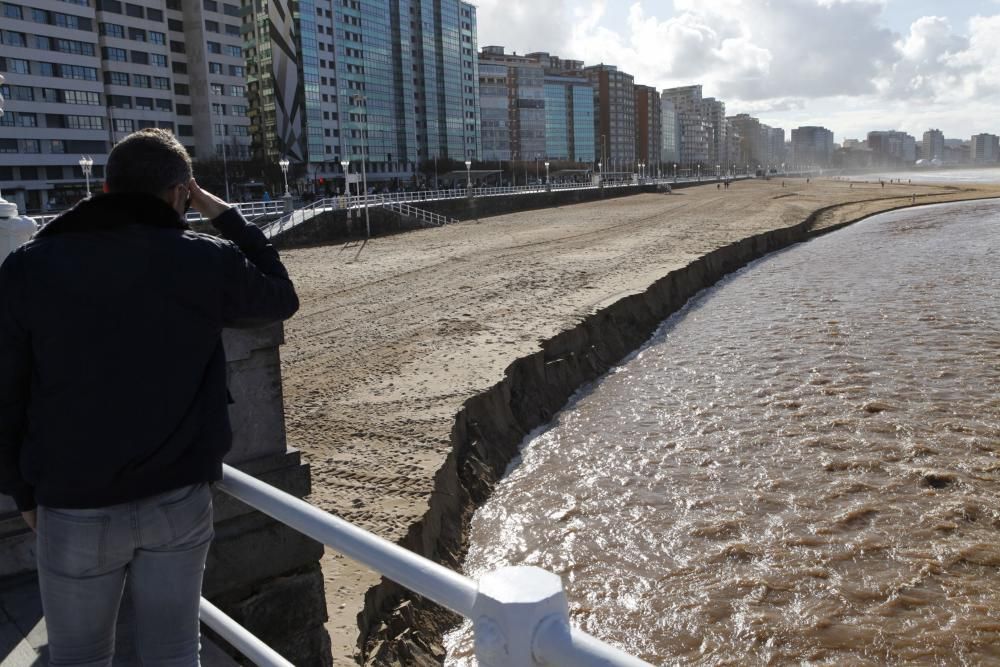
105, 128, 192, 195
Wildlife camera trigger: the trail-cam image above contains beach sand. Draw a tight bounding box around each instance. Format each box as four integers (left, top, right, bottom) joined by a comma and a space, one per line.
277, 177, 1000, 663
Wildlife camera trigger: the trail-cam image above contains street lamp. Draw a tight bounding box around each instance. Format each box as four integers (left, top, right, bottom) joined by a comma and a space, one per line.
350, 94, 370, 238
464, 160, 472, 190
340, 159, 352, 218
544, 161, 550, 186
79, 156, 93, 198
534, 153, 539, 186
278, 158, 290, 196
673, 163, 677, 182
340, 159, 350, 196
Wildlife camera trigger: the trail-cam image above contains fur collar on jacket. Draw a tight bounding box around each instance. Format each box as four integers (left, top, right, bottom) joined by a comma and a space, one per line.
36, 192, 189, 238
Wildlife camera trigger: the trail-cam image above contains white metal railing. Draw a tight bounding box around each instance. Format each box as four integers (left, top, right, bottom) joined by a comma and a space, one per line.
202, 464, 651, 667
374, 197, 458, 226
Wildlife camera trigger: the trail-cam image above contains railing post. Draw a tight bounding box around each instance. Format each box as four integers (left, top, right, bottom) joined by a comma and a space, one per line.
472, 566, 569, 666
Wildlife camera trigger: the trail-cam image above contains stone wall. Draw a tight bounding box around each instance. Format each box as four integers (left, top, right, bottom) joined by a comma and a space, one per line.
273, 185, 666, 249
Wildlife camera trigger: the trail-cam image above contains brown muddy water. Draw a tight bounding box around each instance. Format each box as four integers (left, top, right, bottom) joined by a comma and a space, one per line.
445, 199, 1000, 665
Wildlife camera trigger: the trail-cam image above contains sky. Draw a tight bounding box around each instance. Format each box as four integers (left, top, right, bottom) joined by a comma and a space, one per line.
472, 0, 1000, 143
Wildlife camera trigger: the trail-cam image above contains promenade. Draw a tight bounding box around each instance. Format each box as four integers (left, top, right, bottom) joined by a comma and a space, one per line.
277, 177, 1000, 662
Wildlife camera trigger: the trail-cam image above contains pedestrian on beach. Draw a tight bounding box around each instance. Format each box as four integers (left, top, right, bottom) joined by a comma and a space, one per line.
0, 128, 299, 665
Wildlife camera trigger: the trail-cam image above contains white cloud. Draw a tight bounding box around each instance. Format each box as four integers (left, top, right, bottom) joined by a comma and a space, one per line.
472, 0, 1000, 138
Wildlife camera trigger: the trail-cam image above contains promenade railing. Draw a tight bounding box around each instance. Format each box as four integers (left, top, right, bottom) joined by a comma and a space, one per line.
201, 464, 651, 667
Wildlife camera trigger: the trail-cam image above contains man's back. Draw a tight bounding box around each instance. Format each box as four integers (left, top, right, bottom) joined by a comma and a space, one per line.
1, 191, 298, 511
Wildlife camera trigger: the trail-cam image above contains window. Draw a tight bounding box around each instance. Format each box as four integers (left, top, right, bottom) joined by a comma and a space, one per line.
204, 20, 218, 32
1, 31, 26, 46
114, 118, 133, 132
99, 22, 124, 37
107, 94, 131, 107
212, 123, 226, 136
171, 61, 187, 74
128, 27, 146, 41
32, 34, 50, 49
132, 74, 150, 87
130, 50, 148, 65
177, 124, 193, 136
104, 70, 129, 86
65, 114, 103, 129
210, 83, 224, 95
228, 65, 244, 77
206, 41, 221, 54
166, 0, 179, 8
134, 96, 153, 109
62, 64, 99, 81
174, 83, 189, 95
203, 0, 217, 10
15, 112, 37, 127
47, 166, 63, 180
2, 4, 22, 19
3, 58, 30, 74
152, 76, 169, 89
223, 3, 239, 16
168, 18, 183, 31
63, 89, 101, 105
176, 103, 191, 115
225, 23, 239, 36
150, 53, 167, 67
59, 39, 95, 56
96, 0, 122, 12
224, 44, 240, 57
211, 103, 225, 114
229, 84, 244, 97
20, 139, 40, 153
0, 84, 29, 100
170, 40, 184, 53
230, 104, 247, 116
125, 2, 142, 17
155, 98, 171, 111
149, 31, 165, 44
209, 62, 223, 74
49, 139, 65, 154
146, 7, 162, 21
102, 46, 127, 61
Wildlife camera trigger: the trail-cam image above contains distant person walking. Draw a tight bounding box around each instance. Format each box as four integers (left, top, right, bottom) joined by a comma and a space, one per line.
0, 129, 299, 665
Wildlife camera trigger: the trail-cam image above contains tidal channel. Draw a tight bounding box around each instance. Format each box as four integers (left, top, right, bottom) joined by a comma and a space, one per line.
446, 198, 1000, 664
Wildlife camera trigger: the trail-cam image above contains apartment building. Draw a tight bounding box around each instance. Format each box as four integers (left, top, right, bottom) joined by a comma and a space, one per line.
584, 64, 635, 170
634, 84, 660, 176
790, 125, 833, 167
478, 46, 544, 165
867, 130, 916, 166
661, 85, 709, 169
0, 0, 250, 212
922, 128, 944, 162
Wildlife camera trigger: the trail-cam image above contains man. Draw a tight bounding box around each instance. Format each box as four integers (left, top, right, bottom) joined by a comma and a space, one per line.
0, 128, 298, 665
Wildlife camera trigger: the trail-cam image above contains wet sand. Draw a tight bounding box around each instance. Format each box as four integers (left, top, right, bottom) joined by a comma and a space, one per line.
277, 177, 1000, 663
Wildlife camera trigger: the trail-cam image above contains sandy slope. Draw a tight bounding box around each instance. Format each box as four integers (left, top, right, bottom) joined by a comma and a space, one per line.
277, 177, 999, 663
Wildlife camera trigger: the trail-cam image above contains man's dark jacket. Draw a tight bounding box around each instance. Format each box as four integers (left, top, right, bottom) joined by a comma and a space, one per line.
0, 193, 299, 511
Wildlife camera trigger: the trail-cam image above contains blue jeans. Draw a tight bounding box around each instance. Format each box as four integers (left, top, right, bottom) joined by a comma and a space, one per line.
36, 483, 214, 666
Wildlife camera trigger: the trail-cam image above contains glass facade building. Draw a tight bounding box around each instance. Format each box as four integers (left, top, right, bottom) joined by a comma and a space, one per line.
246, 0, 479, 185
571, 85, 594, 163
542, 74, 594, 163
479, 61, 509, 161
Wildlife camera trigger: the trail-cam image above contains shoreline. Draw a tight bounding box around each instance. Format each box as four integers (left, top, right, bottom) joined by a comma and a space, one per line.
276, 179, 1000, 664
